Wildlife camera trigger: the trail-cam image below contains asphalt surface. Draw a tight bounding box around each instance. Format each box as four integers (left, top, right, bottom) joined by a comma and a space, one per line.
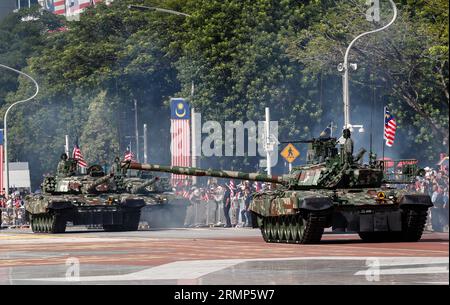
0, 227, 448, 285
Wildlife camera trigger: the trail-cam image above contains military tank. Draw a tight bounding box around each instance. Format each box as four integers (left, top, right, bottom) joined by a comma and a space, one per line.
120, 169, 188, 228
25, 158, 146, 233
124, 132, 432, 244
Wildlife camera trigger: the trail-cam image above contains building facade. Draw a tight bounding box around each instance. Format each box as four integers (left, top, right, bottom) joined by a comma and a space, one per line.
37, 0, 112, 19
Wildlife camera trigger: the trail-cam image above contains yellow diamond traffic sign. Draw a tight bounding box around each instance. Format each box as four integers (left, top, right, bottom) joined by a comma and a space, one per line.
281, 143, 300, 163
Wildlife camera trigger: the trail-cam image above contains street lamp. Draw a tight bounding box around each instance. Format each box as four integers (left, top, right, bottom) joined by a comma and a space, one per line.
127, 3, 191, 164
127, 4, 191, 17
0, 64, 39, 197
339, 0, 398, 132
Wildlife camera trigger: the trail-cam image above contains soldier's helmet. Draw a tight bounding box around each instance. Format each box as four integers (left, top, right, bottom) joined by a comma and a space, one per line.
60, 153, 68, 160
343, 128, 351, 138
114, 156, 120, 163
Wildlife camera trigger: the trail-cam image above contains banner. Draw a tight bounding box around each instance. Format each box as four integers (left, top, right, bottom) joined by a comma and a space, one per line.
170, 98, 191, 184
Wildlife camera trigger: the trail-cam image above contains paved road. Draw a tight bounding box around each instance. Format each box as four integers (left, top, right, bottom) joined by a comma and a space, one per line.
0, 227, 448, 285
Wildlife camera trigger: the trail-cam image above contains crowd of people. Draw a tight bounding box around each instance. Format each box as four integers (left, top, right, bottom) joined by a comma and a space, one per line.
0, 191, 27, 228
411, 166, 449, 232
174, 178, 265, 228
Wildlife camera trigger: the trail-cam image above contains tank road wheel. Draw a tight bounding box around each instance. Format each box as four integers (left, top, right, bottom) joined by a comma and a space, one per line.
278, 216, 287, 243
260, 217, 270, 242
30, 215, 37, 233
297, 212, 326, 244
283, 215, 291, 243
35, 215, 42, 233
42, 215, 49, 233
270, 217, 279, 242
288, 215, 300, 243
265, 218, 274, 242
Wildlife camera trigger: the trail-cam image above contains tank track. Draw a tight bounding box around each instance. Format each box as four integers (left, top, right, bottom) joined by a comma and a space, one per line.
260, 212, 327, 244
358, 207, 428, 243
400, 207, 428, 242
31, 213, 66, 234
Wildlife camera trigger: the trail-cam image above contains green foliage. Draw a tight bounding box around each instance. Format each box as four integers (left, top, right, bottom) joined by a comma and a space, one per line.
80, 90, 119, 164
0, 0, 448, 188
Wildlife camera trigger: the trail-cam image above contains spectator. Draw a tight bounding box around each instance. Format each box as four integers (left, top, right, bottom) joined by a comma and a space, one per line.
240, 187, 253, 227
223, 184, 232, 228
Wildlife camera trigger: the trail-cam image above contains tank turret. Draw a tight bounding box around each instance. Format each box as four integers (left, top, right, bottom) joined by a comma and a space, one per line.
41, 165, 115, 195
124, 137, 421, 190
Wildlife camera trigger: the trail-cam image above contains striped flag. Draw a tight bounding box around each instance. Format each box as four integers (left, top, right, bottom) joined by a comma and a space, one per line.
53, 0, 66, 15
72, 144, 88, 168
124, 147, 135, 161
0, 130, 4, 195
384, 107, 397, 147
42, 0, 107, 16
170, 98, 191, 184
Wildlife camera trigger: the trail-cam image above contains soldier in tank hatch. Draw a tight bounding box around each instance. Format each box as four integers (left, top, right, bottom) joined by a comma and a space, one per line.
343, 128, 354, 165
56, 153, 77, 177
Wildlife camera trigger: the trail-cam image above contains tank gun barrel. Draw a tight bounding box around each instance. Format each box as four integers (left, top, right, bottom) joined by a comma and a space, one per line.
125, 162, 286, 184
130, 176, 159, 194
280, 137, 337, 144
83, 173, 113, 193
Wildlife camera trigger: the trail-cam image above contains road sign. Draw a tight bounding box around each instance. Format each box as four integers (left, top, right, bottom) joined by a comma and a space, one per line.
281, 143, 300, 163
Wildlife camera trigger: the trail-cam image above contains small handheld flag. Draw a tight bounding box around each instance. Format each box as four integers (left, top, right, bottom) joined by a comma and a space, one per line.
124, 147, 135, 162
384, 107, 397, 147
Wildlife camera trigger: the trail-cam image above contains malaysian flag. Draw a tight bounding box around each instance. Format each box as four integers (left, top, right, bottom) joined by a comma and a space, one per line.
170, 98, 191, 184
124, 147, 135, 161
72, 144, 88, 168
384, 107, 397, 147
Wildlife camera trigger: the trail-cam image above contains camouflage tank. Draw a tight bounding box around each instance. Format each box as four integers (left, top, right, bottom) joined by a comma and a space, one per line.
25, 156, 146, 233
120, 169, 188, 228
125, 131, 432, 244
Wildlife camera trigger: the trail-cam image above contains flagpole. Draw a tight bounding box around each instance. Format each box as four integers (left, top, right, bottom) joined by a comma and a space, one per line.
382, 106, 385, 160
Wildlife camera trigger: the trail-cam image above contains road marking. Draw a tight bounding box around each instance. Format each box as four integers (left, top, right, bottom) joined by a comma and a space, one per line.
15, 256, 448, 283
355, 266, 448, 276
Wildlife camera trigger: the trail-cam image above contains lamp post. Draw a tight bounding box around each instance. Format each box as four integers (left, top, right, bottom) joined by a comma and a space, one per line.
127, 4, 191, 17
338, 0, 397, 131
128, 3, 192, 165
0, 64, 39, 197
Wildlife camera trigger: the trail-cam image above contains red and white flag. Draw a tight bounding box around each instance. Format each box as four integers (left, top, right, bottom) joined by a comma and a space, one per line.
384, 107, 397, 147
170, 98, 191, 184
72, 144, 88, 168
0, 130, 4, 195
124, 147, 135, 162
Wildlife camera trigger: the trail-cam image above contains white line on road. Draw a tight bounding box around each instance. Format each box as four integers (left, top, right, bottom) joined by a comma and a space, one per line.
15, 256, 449, 283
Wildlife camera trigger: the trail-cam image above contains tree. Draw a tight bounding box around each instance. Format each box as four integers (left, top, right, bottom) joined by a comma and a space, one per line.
285, 0, 448, 161
80, 90, 119, 164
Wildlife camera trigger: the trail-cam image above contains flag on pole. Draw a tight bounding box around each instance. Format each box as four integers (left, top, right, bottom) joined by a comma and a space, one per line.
170, 98, 191, 184
0, 129, 4, 195
384, 107, 397, 147
124, 147, 135, 161
319, 123, 333, 138
72, 144, 88, 168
